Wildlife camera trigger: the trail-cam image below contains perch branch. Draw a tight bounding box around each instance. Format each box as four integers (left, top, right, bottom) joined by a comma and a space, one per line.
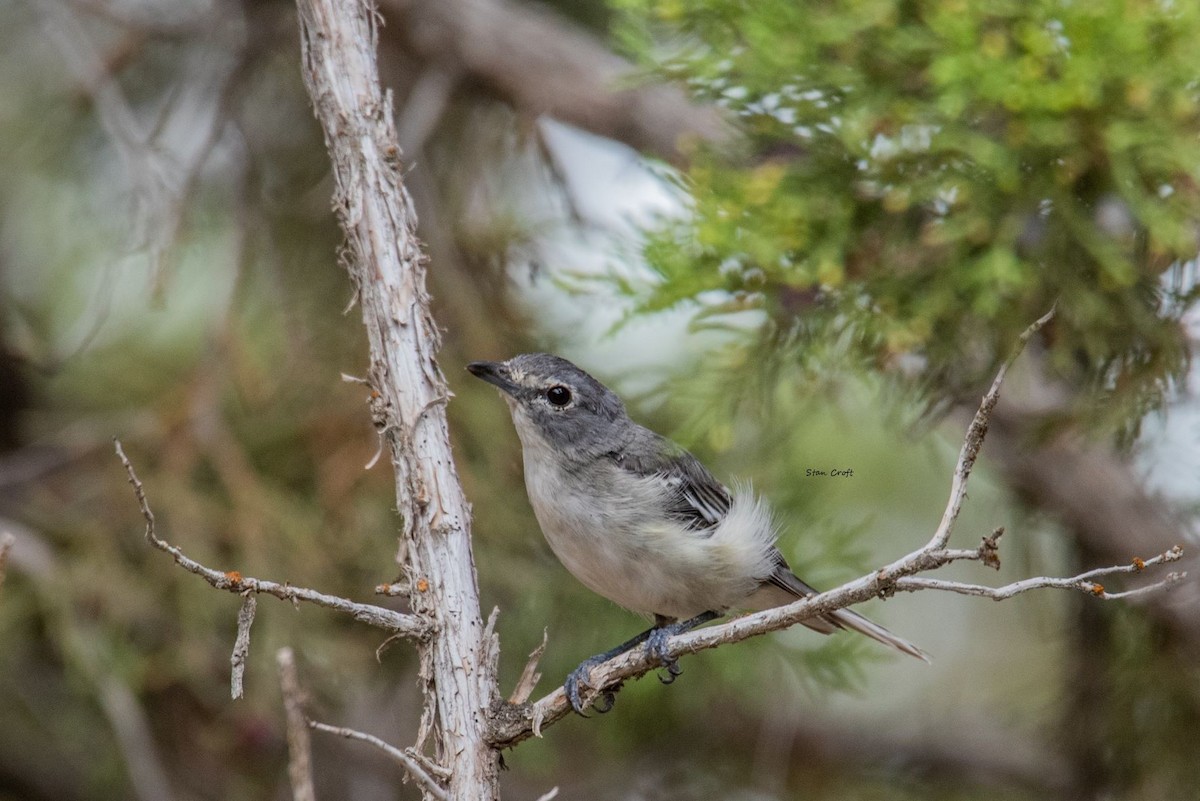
114, 439, 430, 638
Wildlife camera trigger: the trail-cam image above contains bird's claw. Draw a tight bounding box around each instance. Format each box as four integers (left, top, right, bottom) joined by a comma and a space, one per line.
594, 691, 616, 713
564, 665, 592, 716
658, 659, 682, 685
645, 626, 682, 684
564, 657, 612, 716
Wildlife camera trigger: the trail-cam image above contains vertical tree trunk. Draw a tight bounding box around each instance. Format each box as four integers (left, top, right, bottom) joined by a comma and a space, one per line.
295, 0, 499, 797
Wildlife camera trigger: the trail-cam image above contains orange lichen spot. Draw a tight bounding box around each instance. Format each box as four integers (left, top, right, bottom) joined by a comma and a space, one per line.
226, 570, 243, 583
1090, 583, 1105, 596
1132, 557, 1146, 571
416, 577, 429, 593
370, 389, 382, 399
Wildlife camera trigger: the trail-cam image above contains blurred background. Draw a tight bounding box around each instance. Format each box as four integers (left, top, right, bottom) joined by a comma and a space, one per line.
1, 0, 1199, 799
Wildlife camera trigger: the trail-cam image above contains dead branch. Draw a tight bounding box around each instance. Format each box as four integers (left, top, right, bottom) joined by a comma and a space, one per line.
114, 439, 430, 638
894, 548, 1185, 601
507, 628, 548, 705
230, 594, 257, 700
295, 0, 499, 796
486, 308, 1186, 748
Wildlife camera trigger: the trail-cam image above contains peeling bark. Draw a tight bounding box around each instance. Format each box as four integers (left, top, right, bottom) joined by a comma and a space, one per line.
295, 0, 499, 797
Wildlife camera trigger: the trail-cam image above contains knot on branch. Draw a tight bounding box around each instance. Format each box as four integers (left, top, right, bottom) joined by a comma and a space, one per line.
873, 569, 898, 599
486, 699, 535, 747
979, 527, 1004, 570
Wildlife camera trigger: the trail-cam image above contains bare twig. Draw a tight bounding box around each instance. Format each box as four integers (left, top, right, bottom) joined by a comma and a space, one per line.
0, 531, 14, 593
894, 548, 1186, 600
923, 305, 1057, 554
277, 648, 316, 801
230, 594, 257, 700
114, 439, 431, 638
487, 308, 1184, 748
508, 628, 548, 704
309, 721, 449, 801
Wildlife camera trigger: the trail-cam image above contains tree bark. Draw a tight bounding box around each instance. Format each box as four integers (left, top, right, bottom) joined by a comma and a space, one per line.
295, 0, 498, 798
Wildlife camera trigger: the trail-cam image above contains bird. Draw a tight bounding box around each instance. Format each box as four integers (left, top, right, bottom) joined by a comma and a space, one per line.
468, 352, 927, 714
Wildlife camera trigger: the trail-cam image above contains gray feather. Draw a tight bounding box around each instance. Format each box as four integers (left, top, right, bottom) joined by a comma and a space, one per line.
607, 433, 732, 531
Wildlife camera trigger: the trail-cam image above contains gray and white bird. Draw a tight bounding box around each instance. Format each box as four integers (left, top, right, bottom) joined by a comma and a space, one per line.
468, 353, 927, 714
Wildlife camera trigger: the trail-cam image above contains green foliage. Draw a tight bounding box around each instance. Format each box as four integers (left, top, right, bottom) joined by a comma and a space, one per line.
618, 0, 1200, 435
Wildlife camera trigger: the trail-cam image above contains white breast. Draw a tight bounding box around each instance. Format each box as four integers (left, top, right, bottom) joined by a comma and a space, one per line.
514, 419, 779, 620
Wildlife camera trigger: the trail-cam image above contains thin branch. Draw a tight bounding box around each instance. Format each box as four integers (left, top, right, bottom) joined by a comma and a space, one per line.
309, 721, 449, 801
114, 438, 431, 638
277, 648, 316, 801
923, 305, 1057, 553
894, 547, 1186, 601
508, 628, 548, 705
486, 307, 1183, 748
230, 593, 257, 700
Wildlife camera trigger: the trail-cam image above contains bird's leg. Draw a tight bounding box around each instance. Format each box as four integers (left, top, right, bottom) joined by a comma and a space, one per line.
564, 626, 657, 715
564, 611, 722, 716
644, 610, 720, 685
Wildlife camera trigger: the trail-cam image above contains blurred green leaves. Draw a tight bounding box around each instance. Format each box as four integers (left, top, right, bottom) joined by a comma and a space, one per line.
618, 0, 1200, 435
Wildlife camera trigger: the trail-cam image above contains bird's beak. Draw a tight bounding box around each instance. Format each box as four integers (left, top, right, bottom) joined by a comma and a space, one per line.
467, 361, 520, 396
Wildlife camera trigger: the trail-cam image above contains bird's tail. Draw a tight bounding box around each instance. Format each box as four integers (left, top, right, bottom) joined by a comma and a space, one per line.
756, 560, 931, 662
825, 606, 930, 663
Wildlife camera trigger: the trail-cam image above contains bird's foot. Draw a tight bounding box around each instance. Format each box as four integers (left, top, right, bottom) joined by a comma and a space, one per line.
564, 656, 617, 716
645, 626, 682, 685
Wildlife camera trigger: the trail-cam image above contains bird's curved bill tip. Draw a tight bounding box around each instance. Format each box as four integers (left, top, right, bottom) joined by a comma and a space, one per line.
467, 361, 517, 394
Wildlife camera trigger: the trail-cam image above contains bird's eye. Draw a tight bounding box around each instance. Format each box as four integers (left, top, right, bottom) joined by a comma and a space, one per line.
545, 385, 572, 407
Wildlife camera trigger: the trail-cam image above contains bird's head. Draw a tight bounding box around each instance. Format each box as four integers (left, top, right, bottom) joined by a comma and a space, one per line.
467, 353, 627, 455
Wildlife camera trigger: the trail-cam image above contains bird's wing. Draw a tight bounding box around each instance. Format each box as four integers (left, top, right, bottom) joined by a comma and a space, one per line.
607, 433, 731, 532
